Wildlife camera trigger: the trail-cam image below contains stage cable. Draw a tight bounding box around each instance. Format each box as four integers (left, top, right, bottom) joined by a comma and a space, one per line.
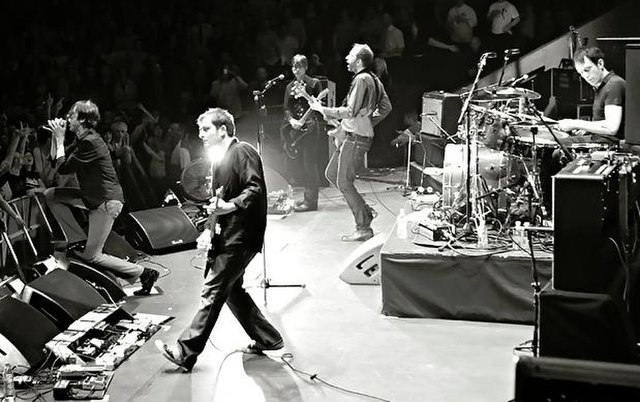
280, 353, 394, 402
366, 181, 396, 217
609, 236, 630, 308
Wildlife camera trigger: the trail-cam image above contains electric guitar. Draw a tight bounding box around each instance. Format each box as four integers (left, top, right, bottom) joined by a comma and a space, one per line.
289, 82, 346, 148
281, 84, 329, 159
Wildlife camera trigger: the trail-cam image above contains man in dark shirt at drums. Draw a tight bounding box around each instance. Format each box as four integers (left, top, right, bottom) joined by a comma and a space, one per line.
557, 47, 625, 143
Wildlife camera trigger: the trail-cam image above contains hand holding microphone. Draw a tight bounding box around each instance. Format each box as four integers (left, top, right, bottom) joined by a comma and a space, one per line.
46, 118, 67, 139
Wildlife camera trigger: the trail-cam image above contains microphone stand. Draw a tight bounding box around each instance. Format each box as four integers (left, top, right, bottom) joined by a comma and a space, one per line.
252, 79, 306, 307
457, 53, 491, 237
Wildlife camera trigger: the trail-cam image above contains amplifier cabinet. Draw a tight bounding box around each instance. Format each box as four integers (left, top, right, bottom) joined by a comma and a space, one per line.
552, 157, 622, 294
421, 91, 461, 138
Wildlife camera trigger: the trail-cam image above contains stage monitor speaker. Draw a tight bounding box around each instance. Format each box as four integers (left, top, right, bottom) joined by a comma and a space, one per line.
126, 206, 199, 254
538, 285, 638, 364
552, 159, 622, 293
421, 91, 461, 138
515, 356, 640, 402
625, 44, 640, 145
339, 233, 385, 285
21, 269, 107, 330
0, 296, 59, 373
66, 259, 126, 303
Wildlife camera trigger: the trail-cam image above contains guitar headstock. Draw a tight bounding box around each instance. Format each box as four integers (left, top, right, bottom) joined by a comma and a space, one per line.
291, 81, 310, 100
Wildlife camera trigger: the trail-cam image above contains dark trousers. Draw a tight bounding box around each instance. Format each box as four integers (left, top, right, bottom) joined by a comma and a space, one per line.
298, 122, 321, 206
178, 248, 282, 368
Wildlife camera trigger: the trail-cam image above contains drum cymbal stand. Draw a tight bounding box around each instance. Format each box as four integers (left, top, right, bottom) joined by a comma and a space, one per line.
457, 52, 494, 237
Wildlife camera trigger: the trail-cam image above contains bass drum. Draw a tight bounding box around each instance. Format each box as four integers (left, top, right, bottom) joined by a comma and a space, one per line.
442, 144, 515, 209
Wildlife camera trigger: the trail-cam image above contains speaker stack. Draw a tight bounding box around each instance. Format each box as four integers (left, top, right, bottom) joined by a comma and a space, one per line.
538, 157, 639, 364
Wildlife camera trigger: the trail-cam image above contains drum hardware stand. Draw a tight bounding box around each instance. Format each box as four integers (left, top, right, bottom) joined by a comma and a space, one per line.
497, 49, 519, 86
253, 82, 306, 307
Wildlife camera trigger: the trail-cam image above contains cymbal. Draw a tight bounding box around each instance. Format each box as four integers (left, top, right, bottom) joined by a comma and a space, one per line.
510, 124, 569, 143
471, 88, 520, 102
495, 87, 541, 100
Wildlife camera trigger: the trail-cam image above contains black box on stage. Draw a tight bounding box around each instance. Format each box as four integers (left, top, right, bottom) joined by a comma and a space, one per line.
552, 158, 622, 294
412, 133, 447, 168
126, 206, 199, 254
625, 44, 640, 145
421, 91, 461, 138
538, 284, 638, 363
515, 356, 640, 401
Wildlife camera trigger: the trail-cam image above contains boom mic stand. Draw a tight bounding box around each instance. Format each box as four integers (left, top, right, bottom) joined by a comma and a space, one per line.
457, 52, 492, 236
252, 81, 306, 307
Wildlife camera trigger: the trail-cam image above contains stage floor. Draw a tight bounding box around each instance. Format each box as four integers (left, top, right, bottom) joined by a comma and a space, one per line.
46, 171, 531, 402
30, 116, 537, 402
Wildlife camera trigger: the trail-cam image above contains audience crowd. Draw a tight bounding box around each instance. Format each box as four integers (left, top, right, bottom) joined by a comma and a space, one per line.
0, 0, 624, 212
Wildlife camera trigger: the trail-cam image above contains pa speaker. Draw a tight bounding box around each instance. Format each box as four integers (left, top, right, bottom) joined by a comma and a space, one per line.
515, 356, 640, 402
539, 285, 638, 364
339, 234, 385, 285
126, 206, 199, 253
0, 296, 59, 373
21, 269, 107, 330
66, 259, 126, 303
421, 91, 461, 138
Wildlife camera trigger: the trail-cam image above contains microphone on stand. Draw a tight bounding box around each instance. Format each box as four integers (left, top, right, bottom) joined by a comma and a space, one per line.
504, 48, 520, 56
265, 74, 285, 87
482, 52, 498, 59
509, 73, 530, 87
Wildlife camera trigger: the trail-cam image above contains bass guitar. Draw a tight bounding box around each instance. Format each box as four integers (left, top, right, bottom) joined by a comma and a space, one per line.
281, 84, 329, 159
289, 83, 346, 148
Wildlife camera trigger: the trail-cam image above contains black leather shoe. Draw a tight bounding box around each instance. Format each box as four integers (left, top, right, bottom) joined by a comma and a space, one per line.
240, 339, 285, 355
134, 268, 159, 296
155, 340, 191, 372
294, 202, 317, 212
341, 229, 374, 242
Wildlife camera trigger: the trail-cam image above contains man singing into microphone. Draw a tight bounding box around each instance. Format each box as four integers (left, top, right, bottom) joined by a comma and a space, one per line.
44, 100, 159, 295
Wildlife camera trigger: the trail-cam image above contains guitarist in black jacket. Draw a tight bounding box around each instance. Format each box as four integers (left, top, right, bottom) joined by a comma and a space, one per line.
283, 54, 323, 212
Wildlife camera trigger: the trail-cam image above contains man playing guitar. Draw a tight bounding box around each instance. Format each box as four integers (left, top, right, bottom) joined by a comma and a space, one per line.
283, 54, 323, 212
308, 44, 392, 242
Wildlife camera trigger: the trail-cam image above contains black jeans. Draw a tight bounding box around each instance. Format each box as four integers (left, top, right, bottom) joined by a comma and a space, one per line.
178, 248, 282, 369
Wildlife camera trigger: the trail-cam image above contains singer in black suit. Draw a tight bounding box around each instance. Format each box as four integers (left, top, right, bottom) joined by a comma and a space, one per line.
155, 108, 283, 372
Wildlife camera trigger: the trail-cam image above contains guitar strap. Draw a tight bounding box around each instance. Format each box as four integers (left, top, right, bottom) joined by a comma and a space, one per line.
341, 69, 382, 114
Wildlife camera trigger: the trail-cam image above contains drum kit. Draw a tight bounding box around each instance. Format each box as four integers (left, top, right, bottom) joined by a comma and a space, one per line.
442, 82, 609, 230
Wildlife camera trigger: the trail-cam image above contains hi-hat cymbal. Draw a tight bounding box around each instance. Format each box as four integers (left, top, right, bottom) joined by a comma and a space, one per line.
495, 87, 542, 100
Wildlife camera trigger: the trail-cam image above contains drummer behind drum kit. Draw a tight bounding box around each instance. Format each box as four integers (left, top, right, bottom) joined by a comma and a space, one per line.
431, 72, 614, 248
